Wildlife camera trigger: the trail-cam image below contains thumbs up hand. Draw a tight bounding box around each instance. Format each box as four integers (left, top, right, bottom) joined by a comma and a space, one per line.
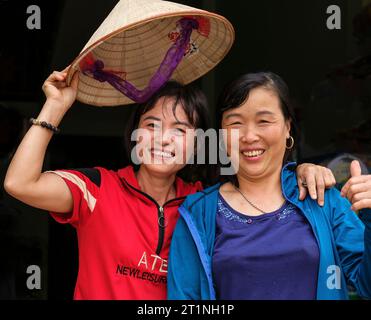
340, 160, 371, 211
350, 160, 362, 177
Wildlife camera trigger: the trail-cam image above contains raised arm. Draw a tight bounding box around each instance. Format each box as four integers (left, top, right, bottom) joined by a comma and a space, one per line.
334, 160, 371, 298
4, 67, 79, 213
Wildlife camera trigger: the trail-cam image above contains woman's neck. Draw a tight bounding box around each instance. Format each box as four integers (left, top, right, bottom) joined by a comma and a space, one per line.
136, 166, 176, 206
237, 168, 283, 201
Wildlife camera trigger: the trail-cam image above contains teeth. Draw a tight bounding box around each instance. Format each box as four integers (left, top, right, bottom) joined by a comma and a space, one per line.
243, 150, 264, 157
152, 150, 174, 158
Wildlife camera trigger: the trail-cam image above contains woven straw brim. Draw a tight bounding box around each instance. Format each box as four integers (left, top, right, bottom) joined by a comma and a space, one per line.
66, 0, 234, 107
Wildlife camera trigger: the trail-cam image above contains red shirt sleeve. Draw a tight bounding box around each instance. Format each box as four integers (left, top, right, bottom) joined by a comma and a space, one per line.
46, 168, 101, 228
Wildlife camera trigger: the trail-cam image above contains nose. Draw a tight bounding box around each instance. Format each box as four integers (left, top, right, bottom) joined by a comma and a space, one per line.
240, 125, 259, 144
155, 128, 174, 146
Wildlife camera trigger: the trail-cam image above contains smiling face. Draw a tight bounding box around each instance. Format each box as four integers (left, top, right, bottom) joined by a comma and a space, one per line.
222, 86, 291, 181
135, 96, 196, 177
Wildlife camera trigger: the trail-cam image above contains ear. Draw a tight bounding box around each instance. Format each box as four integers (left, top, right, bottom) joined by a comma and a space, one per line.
285, 119, 291, 139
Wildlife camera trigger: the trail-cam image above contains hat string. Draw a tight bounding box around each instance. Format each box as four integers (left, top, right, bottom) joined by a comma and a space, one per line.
80, 17, 201, 103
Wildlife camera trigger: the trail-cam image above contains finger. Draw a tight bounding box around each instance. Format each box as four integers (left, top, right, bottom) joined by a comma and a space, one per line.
46, 71, 66, 83
70, 71, 79, 90
305, 172, 317, 200
345, 183, 363, 202
55, 82, 67, 89
60, 65, 71, 74
341, 175, 370, 196
350, 160, 362, 178
52, 72, 65, 79
324, 168, 336, 188
351, 190, 371, 204
340, 180, 349, 197
42, 74, 67, 93
346, 182, 371, 203
44, 77, 66, 90
49, 82, 66, 89
351, 198, 371, 211
315, 172, 325, 206
297, 177, 307, 201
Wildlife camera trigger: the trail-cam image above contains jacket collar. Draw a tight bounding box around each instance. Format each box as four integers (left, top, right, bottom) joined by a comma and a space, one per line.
117, 165, 202, 205
183, 162, 299, 209
280, 162, 301, 205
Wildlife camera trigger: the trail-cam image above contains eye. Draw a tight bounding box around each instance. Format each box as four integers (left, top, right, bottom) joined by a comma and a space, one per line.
259, 120, 270, 124
173, 128, 186, 135
147, 122, 160, 129
228, 122, 242, 126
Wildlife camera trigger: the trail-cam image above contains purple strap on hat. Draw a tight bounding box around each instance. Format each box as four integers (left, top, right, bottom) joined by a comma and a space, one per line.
81, 18, 199, 103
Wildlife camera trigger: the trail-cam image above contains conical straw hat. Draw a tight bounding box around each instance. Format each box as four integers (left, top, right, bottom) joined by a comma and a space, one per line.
66, 0, 235, 106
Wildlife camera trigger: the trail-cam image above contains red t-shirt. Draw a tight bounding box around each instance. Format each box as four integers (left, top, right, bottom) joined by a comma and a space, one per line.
48, 166, 202, 300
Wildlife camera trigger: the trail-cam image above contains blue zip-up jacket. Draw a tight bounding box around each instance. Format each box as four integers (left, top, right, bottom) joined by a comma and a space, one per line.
167, 163, 371, 300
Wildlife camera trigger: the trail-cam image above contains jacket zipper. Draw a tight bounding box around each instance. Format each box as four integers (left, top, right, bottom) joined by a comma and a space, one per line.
120, 178, 185, 256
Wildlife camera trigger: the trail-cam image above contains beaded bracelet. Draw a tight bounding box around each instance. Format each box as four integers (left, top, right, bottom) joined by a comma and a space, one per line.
29, 118, 60, 134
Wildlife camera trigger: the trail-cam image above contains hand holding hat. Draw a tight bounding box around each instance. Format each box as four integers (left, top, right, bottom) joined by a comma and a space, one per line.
42, 66, 79, 113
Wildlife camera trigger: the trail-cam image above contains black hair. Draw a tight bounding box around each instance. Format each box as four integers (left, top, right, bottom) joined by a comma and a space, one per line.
217, 72, 299, 183
123, 80, 217, 185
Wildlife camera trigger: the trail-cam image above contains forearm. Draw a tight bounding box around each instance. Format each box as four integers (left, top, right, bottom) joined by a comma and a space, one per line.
4, 101, 66, 192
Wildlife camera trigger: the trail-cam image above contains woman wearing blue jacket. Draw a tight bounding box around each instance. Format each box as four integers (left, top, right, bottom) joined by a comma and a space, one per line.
167, 72, 371, 300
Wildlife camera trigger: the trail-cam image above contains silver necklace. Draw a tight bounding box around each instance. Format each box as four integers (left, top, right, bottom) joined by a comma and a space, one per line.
233, 185, 286, 215
233, 185, 266, 214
